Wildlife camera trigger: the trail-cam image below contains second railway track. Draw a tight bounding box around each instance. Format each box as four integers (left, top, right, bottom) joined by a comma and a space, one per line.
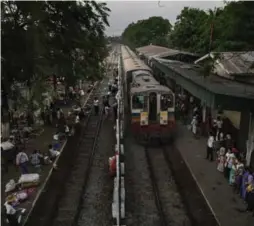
145, 146, 192, 226
125, 136, 191, 226
24, 46, 119, 226
52, 82, 105, 226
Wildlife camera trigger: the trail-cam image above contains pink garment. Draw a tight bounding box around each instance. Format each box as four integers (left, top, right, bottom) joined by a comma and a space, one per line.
232, 148, 239, 154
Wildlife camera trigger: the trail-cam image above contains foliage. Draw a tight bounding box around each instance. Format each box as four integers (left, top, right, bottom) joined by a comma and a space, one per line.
1, 1, 110, 114
122, 1, 254, 54
122, 16, 172, 48
169, 1, 254, 54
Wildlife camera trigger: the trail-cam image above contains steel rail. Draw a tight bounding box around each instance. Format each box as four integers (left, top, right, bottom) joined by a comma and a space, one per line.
144, 146, 168, 226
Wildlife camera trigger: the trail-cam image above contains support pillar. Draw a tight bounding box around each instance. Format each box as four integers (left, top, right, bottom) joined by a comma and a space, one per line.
201, 102, 207, 136
246, 113, 254, 167
238, 111, 251, 153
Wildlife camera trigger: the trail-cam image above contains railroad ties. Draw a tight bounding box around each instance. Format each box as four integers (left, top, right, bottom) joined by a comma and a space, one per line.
52, 82, 104, 226
144, 146, 192, 226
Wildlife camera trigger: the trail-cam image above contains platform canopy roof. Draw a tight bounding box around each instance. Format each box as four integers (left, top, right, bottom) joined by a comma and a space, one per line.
195, 51, 254, 76
136, 44, 200, 59
154, 57, 254, 100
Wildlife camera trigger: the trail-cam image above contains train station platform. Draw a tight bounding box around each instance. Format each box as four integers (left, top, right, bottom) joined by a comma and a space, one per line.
175, 123, 254, 226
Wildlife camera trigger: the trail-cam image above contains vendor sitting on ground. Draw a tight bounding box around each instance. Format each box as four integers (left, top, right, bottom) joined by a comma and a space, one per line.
48, 144, 60, 160
30, 150, 43, 172
4, 200, 18, 226
64, 125, 70, 136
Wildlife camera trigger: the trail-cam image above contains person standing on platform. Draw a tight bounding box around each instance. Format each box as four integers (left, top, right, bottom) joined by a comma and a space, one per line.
224, 149, 235, 180
112, 100, 118, 122
108, 81, 112, 92
206, 132, 214, 161
191, 115, 198, 138
93, 97, 99, 116
216, 116, 223, 134
217, 147, 225, 172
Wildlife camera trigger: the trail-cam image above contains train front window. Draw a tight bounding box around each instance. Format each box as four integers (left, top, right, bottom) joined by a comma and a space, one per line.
160, 94, 174, 111
132, 94, 148, 110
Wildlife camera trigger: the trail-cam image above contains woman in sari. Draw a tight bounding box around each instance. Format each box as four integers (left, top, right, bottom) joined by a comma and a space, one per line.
217, 147, 225, 173
245, 172, 254, 202
229, 157, 237, 185
246, 183, 254, 213
224, 149, 235, 179
241, 168, 250, 200
234, 160, 244, 194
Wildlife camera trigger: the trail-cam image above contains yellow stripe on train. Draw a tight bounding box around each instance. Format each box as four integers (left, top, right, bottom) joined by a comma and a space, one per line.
131, 117, 140, 122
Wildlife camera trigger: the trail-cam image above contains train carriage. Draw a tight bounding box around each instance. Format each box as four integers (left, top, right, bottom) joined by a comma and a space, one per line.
121, 45, 176, 144
130, 77, 176, 143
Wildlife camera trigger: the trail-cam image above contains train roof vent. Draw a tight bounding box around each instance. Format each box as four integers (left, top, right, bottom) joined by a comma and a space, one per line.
146, 85, 156, 89
142, 76, 150, 82
180, 65, 192, 69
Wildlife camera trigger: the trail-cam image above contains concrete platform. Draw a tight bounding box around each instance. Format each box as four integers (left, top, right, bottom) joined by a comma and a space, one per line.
176, 123, 254, 226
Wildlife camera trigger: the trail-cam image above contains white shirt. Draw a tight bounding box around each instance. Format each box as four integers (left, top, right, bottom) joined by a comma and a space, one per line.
65, 126, 70, 133
75, 115, 80, 123
80, 90, 85, 96
53, 134, 59, 141
4, 202, 16, 215
49, 148, 60, 157
216, 120, 223, 129
93, 100, 99, 106
207, 136, 214, 148
57, 111, 61, 119
16, 152, 29, 165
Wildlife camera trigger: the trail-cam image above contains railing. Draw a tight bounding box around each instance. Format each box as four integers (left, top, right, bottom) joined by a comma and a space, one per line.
112, 47, 125, 226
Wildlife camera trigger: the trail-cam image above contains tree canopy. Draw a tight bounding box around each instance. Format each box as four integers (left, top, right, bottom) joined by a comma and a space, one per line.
122, 1, 254, 53
1, 1, 110, 113
122, 16, 172, 49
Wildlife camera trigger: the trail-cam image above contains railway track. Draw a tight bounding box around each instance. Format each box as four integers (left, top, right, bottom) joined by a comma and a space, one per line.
23, 46, 119, 226
145, 146, 191, 226
51, 48, 118, 226
51, 82, 105, 226
75, 80, 115, 226
125, 136, 191, 226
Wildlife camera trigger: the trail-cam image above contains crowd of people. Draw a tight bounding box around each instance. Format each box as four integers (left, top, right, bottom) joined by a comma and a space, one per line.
213, 135, 254, 215
92, 77, 119, 121
2, 84, 90, 226
176, 93, 254, 216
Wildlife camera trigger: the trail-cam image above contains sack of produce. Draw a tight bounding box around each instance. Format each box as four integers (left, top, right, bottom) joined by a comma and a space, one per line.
18, 173, 40, 184
5, 179, 16, 193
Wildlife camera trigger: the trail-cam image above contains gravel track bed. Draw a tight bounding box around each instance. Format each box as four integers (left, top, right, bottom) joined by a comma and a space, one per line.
148, 147, 192, 226
77, 118, 115, 226
51, 81, 107, 226
125, 136, 160, 226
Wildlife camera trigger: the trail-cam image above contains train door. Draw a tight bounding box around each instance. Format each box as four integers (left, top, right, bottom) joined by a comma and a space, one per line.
160, 93, 174, 125
149, 92, 157, 122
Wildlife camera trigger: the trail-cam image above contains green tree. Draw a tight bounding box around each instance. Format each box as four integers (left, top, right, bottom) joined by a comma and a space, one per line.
122, 16, 172, 48
169, 1, 254, 53
168, 7, 209, 54
1, 0, 110, 123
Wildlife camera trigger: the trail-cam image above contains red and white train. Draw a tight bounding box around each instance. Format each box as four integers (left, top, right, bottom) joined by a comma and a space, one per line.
121, 45, 176, 143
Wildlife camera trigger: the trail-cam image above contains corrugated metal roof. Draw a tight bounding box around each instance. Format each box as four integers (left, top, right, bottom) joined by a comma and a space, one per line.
154, 57, 254, 99
136, 45, 169, 57
195, 52, 254, 76
217, 52, 254, 75
136, 44, 200, 58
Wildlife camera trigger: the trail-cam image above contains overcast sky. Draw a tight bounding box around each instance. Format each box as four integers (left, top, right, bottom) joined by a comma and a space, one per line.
105, 1, 225, 36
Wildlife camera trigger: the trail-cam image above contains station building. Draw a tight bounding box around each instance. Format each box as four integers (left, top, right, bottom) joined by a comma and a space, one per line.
136, 44, 254, 168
